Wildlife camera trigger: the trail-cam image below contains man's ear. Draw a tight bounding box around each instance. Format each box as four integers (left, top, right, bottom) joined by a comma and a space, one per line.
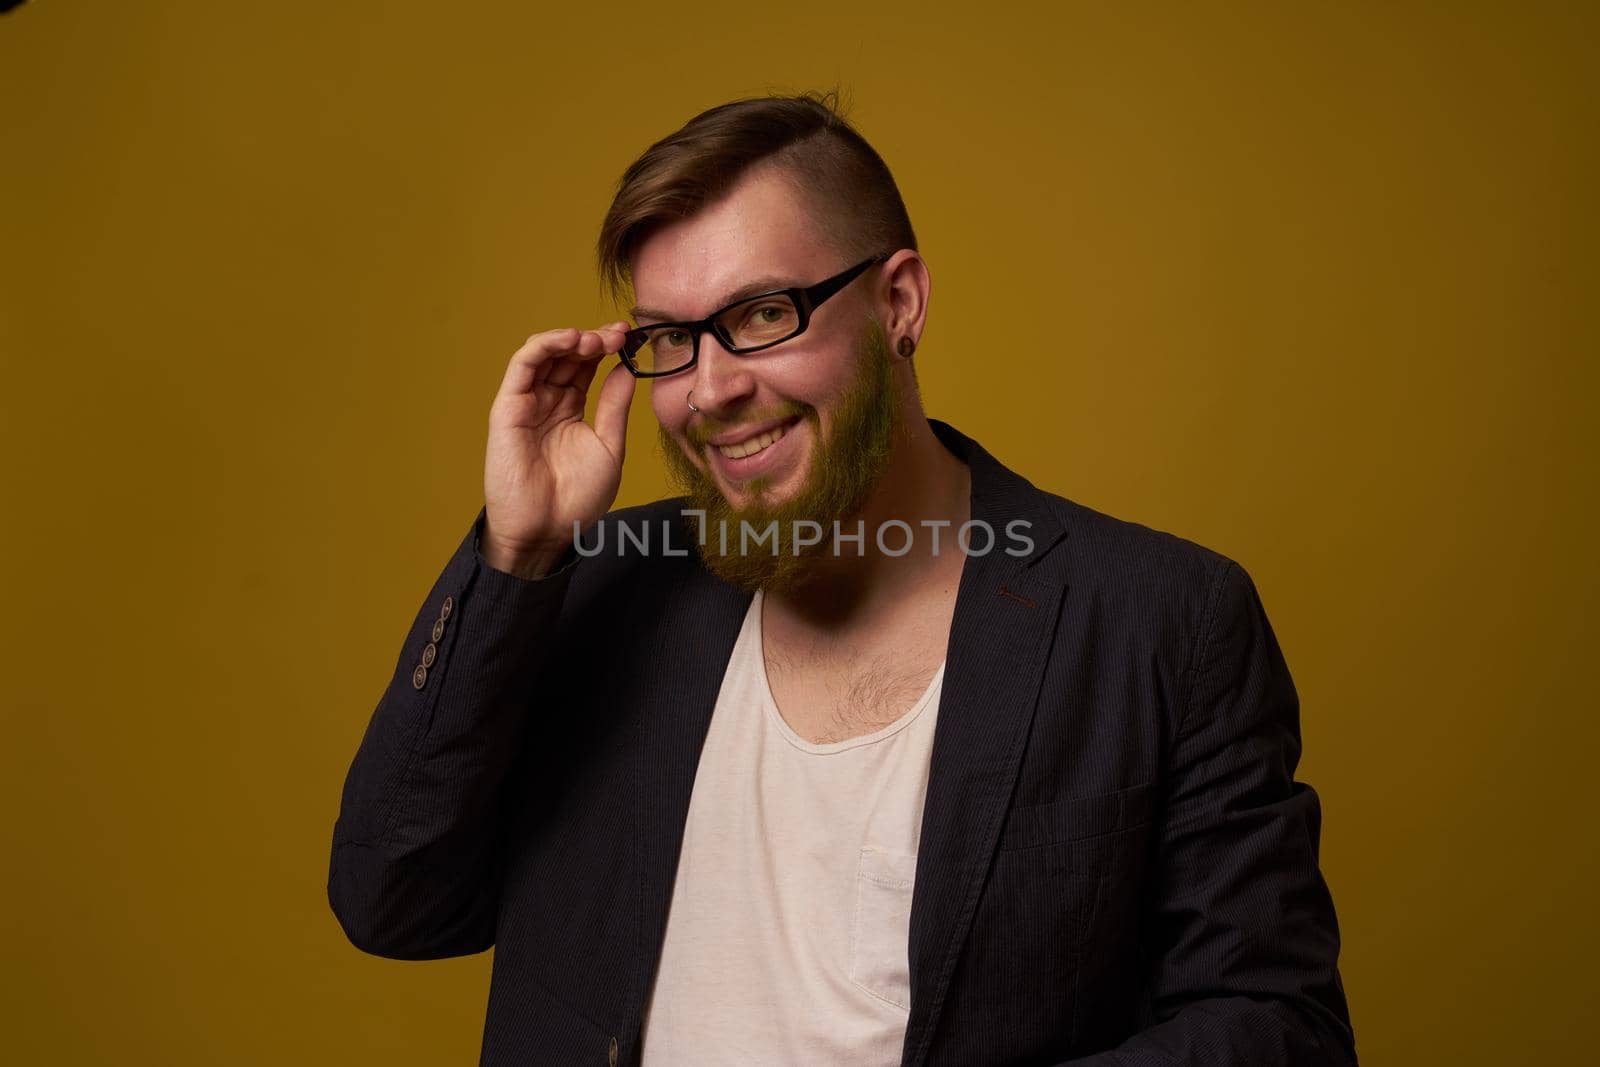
881, 250, 930, 359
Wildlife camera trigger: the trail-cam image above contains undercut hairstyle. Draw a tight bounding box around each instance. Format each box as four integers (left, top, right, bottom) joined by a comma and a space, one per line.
596, 88, 918, 307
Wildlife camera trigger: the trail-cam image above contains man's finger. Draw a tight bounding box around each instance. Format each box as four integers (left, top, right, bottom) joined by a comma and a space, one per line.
547, 323, 629, 388
497, 327, 583, 397
566, 353, 603, 399
592, 359, 636, 463
497, 326, 618, 397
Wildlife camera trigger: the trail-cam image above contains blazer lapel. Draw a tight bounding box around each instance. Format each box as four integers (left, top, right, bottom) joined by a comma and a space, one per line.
900, 420, 1072, 1067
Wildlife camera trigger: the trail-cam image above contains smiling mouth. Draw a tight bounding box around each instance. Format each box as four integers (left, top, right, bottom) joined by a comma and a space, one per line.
711, 417, 799, 461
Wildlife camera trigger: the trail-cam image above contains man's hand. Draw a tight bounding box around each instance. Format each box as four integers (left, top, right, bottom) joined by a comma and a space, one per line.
482, 323, 636, 578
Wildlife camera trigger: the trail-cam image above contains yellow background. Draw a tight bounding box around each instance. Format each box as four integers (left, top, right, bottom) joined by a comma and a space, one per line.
2, 1, 1594, 1063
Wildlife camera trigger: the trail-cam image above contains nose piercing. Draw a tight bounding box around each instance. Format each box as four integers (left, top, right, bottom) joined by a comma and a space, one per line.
687, 390, 700, 414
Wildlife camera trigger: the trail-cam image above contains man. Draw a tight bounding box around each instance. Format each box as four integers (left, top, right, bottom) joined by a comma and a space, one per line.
328, 91, 1357, 1066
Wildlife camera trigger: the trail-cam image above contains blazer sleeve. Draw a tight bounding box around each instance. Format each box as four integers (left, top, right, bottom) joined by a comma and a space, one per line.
1063, 560, 1358, 1065
326, 508, 580, 960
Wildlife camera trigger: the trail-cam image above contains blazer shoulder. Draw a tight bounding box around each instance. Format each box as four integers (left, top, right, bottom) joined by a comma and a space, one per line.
1040, 491, 1244, 647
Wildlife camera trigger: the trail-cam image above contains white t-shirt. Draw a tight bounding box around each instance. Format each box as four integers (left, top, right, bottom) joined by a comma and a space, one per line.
640, 588, 946, 1065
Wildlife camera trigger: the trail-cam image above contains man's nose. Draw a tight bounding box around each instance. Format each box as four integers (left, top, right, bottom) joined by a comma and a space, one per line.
687, 331, 756, 415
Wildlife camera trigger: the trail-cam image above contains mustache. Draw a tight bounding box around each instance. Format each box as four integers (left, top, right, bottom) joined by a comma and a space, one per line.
684, 401, 815, 449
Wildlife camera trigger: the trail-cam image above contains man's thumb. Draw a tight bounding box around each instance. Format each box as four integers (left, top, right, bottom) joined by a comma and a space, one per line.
592, 360, 636, 462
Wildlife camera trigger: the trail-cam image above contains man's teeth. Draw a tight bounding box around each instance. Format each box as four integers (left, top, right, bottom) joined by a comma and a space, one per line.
716, 422, 789, 460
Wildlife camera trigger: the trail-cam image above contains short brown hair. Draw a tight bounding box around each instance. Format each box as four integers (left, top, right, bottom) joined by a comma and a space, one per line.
596, 88, 918, 306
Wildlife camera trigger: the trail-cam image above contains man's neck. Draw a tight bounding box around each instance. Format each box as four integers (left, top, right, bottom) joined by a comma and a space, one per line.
766, 414, 971, 627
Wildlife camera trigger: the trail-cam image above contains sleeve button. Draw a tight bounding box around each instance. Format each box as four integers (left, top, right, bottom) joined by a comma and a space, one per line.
440, 595, 454, 621
608, 1036, 618, 1066
411, 664, 428, 689
421, 642, 437, 668
431, 618, 445, 642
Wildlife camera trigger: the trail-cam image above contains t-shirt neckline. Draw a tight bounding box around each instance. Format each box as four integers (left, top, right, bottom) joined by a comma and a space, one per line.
750, 588, 947, 756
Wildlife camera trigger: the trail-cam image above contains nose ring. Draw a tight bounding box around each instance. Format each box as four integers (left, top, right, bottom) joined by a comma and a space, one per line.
687, 390, 700, 414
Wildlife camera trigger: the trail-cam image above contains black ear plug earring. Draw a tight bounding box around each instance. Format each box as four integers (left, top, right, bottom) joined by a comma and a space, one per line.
897, 337, 916, 357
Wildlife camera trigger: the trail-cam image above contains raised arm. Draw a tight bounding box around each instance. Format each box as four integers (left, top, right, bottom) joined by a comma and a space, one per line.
326, 322, 636, 959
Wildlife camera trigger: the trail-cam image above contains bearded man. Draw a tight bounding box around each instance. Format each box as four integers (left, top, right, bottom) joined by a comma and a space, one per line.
328, 91, 1357, 1067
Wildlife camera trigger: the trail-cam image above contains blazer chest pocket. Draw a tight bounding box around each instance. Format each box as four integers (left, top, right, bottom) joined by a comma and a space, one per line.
998, 781, 1155, 852
952, 783, 1158, 1032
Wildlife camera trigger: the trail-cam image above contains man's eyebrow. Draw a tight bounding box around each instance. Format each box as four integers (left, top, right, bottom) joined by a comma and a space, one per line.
629, 276, 798, 323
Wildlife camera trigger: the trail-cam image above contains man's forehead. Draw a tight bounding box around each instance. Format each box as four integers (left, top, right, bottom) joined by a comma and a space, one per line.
628, 171, 834, 321
628, 257, 819, 322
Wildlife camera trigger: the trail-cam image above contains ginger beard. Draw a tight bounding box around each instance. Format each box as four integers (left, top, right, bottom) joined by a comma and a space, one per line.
658, 317, 900, 594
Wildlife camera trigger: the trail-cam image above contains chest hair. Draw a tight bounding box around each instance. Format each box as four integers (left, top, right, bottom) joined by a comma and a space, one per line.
765, 640, 940, 745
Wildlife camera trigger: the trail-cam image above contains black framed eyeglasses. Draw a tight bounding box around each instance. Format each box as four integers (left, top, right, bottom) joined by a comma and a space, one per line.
619, 252, 891, 378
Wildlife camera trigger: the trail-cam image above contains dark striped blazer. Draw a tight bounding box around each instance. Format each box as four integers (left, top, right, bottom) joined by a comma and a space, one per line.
328, 418, 1357, 1066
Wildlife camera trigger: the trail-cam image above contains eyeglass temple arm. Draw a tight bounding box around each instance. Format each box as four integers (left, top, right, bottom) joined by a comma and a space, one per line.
800, 252, 892, 310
